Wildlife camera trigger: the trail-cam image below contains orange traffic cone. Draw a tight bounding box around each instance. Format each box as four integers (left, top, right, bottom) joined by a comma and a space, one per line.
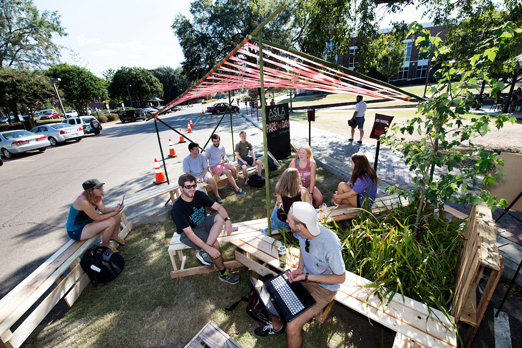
190, 118, 193, 127
178, 129, 185, 143
202, 109, 204, 114
153, 158, 167, 185
187, 123, 192, 133
168, 139, 177, 158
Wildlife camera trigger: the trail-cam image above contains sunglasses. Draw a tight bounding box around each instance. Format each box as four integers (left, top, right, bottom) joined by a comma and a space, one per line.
305, 239, 310, 253
183, 184, 197, 189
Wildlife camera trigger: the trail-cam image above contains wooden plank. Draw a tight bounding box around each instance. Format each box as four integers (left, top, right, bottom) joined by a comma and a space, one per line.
0, 236, 97, 337
393, 332, 412, 348
7, 263, 84, 348
234, 251, 277, 277
64, 272, 91, 307
459, 286, 477, 326
1, 329, 13, 348
170, 261, 243, 279
230, 240, 283, 270
441, 205, 468, 222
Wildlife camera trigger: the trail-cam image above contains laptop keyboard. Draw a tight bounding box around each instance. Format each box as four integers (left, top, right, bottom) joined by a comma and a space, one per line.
271, 276, 305, 315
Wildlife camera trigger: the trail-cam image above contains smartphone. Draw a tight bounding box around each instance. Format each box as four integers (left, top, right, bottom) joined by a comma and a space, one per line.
120, 195, 125, 207
233, 227, 239, 231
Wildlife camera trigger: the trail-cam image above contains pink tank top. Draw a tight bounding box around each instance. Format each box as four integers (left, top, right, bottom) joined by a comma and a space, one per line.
295, 159, 311, 188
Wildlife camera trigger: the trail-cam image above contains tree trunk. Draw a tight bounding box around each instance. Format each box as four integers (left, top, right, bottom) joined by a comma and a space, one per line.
475, 80, 486, 110
503, 72, 518, 113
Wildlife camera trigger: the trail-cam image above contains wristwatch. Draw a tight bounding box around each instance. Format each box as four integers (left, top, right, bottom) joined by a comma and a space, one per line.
305, 273, 309, 282
224, 217, 231, 222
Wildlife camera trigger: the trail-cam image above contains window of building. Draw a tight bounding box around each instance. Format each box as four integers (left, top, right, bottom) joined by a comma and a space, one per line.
392, 67, 409, 81
416, 65, 428, 79
404, 41, 412, 62
348, 47, 358, 69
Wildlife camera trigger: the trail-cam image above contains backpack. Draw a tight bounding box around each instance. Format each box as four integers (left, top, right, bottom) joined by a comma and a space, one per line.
247, 174, 265, 188
226, 274, 274, 324
267, 156, 279, 172
80, 245, 125, 286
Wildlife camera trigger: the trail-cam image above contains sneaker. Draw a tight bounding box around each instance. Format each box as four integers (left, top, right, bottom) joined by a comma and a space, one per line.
357, 140, 362, 144
215, 196, 224, 204
218, 269, 240, 284
196, 250, 213, 266
348, 138, 354, 142
235, 188, 246, 195
254, 322, 285, 336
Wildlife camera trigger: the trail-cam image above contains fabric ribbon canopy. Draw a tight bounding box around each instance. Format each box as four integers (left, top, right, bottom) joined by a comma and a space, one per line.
156, 37, 422, 117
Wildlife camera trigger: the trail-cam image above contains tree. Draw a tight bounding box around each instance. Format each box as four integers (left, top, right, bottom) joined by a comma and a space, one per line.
0, 67, 55, 127
151, 66, 190, 104
108, 67, 163, 107
0, 0, 66, 68
373, 34, 406, 83
46, 64, 107, 116
172, 0, 293, 81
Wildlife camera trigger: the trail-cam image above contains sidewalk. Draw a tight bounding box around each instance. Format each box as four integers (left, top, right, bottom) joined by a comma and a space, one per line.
243, 109, 522, 287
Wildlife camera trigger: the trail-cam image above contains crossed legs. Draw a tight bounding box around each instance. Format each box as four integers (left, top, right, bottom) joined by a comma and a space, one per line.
80, 213, 122, 248
331, 181, 358, 207
205, 214, 226, 270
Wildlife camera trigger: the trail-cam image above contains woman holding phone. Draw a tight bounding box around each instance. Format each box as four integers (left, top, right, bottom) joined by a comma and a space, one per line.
66, 179, 125, 250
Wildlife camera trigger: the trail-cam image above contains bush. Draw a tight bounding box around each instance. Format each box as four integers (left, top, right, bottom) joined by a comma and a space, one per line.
97, 115, 108, 123
107, 113, 119, 121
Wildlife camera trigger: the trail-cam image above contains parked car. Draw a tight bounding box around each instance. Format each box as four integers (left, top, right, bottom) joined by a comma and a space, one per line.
34, 109, 56, 119
173, 106, 181, 112
142, 107, 158, 116
65, 110, 78, 118
61, 116, 102, 135
30, 124, 84, 146
0, 115, 16, 123
40, 111, 61, 120
206, 103, 240, 115
0, 130, 50, 159
119, 109, 147, 123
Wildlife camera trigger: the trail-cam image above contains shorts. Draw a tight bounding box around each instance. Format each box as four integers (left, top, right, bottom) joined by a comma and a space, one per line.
302, 281, 337, 317
180, 215, 216, 249
238, 156, 254, 167
201, 171, 213, 183
211, 162, 235, 176
351, 117, 364, 129
67, 227, 83, 241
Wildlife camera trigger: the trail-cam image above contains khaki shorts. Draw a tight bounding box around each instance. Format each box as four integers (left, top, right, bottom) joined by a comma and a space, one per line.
302, 282, 337, 317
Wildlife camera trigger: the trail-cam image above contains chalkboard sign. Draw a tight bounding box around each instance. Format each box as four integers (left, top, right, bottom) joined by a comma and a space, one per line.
265, 103, 291, 160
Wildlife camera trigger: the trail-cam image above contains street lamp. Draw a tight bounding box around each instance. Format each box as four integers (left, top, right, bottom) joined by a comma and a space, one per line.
126, 84, 132, 107
51, 78, 66, 117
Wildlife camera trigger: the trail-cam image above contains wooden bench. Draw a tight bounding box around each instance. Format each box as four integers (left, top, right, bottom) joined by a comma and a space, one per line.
318, 195, 409, 223
185, 321, 242, 348
230, 224, 457, 348
168, 218, 274, 279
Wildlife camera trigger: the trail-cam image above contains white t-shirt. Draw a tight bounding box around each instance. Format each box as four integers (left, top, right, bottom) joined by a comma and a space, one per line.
355, 100, 367, 118
205, 144, 226, 167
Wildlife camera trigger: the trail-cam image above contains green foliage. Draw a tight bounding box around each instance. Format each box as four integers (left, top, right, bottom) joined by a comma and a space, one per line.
0, 0, 66, 68
373, 35, 407, 83
109, 67, 163, 106
172, 0, 293, 81
382, 23, 517, 220
151, 66, 190, 104
336, 205, 464, 316
46, 64, 107, 116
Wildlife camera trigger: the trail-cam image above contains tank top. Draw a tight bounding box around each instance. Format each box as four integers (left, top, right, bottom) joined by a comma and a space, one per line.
277, 192, 302, 222
295, 159, 311, 188
66, 204, 94, 231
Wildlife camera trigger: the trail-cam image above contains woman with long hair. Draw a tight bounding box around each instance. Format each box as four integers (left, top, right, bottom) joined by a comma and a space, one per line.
289, 145, 323, 208
66, 179, 125, 250
260, 168, 312, 234
331, 153, 378, 208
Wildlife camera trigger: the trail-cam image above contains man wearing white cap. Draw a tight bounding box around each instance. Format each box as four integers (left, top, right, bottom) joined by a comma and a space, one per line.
254, 201, 346, 347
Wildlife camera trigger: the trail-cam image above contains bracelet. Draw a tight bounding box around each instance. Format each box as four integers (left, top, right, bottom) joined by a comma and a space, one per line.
224, 217, 231, 222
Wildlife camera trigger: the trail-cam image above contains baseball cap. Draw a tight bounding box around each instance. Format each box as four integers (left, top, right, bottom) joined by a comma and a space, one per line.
82, 179, 104, 190
290, 201, 321, 236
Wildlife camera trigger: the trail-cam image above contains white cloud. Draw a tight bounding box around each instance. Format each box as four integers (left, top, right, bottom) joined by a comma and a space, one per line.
76, 35, 101, 46
91, 50, 118, 57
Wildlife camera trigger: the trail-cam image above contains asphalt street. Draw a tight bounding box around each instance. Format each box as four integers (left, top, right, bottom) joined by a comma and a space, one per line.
0, 106, 265, 298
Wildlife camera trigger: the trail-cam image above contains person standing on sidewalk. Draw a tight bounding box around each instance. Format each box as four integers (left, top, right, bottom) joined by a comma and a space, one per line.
349, 95, 367, 144
170, 173, 240, 284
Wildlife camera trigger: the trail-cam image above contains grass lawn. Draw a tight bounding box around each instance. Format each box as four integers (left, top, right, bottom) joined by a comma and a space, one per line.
24, 160, 393, 348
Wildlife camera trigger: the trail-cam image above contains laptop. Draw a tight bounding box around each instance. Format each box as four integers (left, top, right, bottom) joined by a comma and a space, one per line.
249, 272, 316, 322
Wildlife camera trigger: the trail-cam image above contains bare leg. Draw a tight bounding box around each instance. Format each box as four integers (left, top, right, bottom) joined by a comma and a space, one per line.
256, 160, 263, 176
207, 176, 220, 198
223, 168, 240, 191
332, 182, 357, 207
350, 127, 355, 140
312, 187, 323, 208
359, 128, 364, 142
286, 305, 317, 348
80, 217, 118, 248
210, 240, 225, 271
241, 164, 249, 183
205, 214, 224, 247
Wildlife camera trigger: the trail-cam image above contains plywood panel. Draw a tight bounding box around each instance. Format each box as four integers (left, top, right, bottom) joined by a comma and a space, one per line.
488, 152, 522, 212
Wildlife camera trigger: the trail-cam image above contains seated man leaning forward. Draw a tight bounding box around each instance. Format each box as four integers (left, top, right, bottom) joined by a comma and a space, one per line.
254, 201, 346, 348
183, 142, 223, 204
235, 130, 263, 185
170, 173, 240, 284
205, 133, 245, 195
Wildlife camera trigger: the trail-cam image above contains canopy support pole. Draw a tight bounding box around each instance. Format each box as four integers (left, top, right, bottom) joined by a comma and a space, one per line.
229, 91, 236, 161
203, 113, 227, 150
259, 31, 272, 236
155, 118, 170, 184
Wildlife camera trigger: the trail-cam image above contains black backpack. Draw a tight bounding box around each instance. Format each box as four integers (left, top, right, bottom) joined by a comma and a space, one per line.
226, 274, 274, 324
247, 174, 265, 188
267, 156, 279, 172
80, 245, 125, 286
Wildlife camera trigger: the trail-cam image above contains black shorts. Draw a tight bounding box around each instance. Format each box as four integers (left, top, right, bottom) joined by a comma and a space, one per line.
180, 215, 216, 249
238, 156, 254, 167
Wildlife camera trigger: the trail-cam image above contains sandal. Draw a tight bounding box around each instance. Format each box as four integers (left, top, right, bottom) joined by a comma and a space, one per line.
112, 237, 126, 246
110, 247, 119, 253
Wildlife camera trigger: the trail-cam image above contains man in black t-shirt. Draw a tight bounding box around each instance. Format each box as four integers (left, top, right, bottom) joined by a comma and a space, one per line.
171, 173, 240, 284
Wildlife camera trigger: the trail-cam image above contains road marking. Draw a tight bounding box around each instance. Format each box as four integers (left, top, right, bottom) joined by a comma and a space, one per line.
495, 311, 512, 348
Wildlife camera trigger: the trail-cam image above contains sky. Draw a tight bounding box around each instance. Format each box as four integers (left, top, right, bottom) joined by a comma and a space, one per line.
33, 0, 427, 78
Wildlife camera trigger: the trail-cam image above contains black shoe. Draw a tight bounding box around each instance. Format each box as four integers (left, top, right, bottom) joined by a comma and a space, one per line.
218, 269, 240, 284
254, 322, 285, 336
196, 250, 213, 266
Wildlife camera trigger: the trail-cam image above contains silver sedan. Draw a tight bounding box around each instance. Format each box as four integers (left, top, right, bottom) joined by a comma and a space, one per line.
0, 130, 50, 159
30, 124, 84, 146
